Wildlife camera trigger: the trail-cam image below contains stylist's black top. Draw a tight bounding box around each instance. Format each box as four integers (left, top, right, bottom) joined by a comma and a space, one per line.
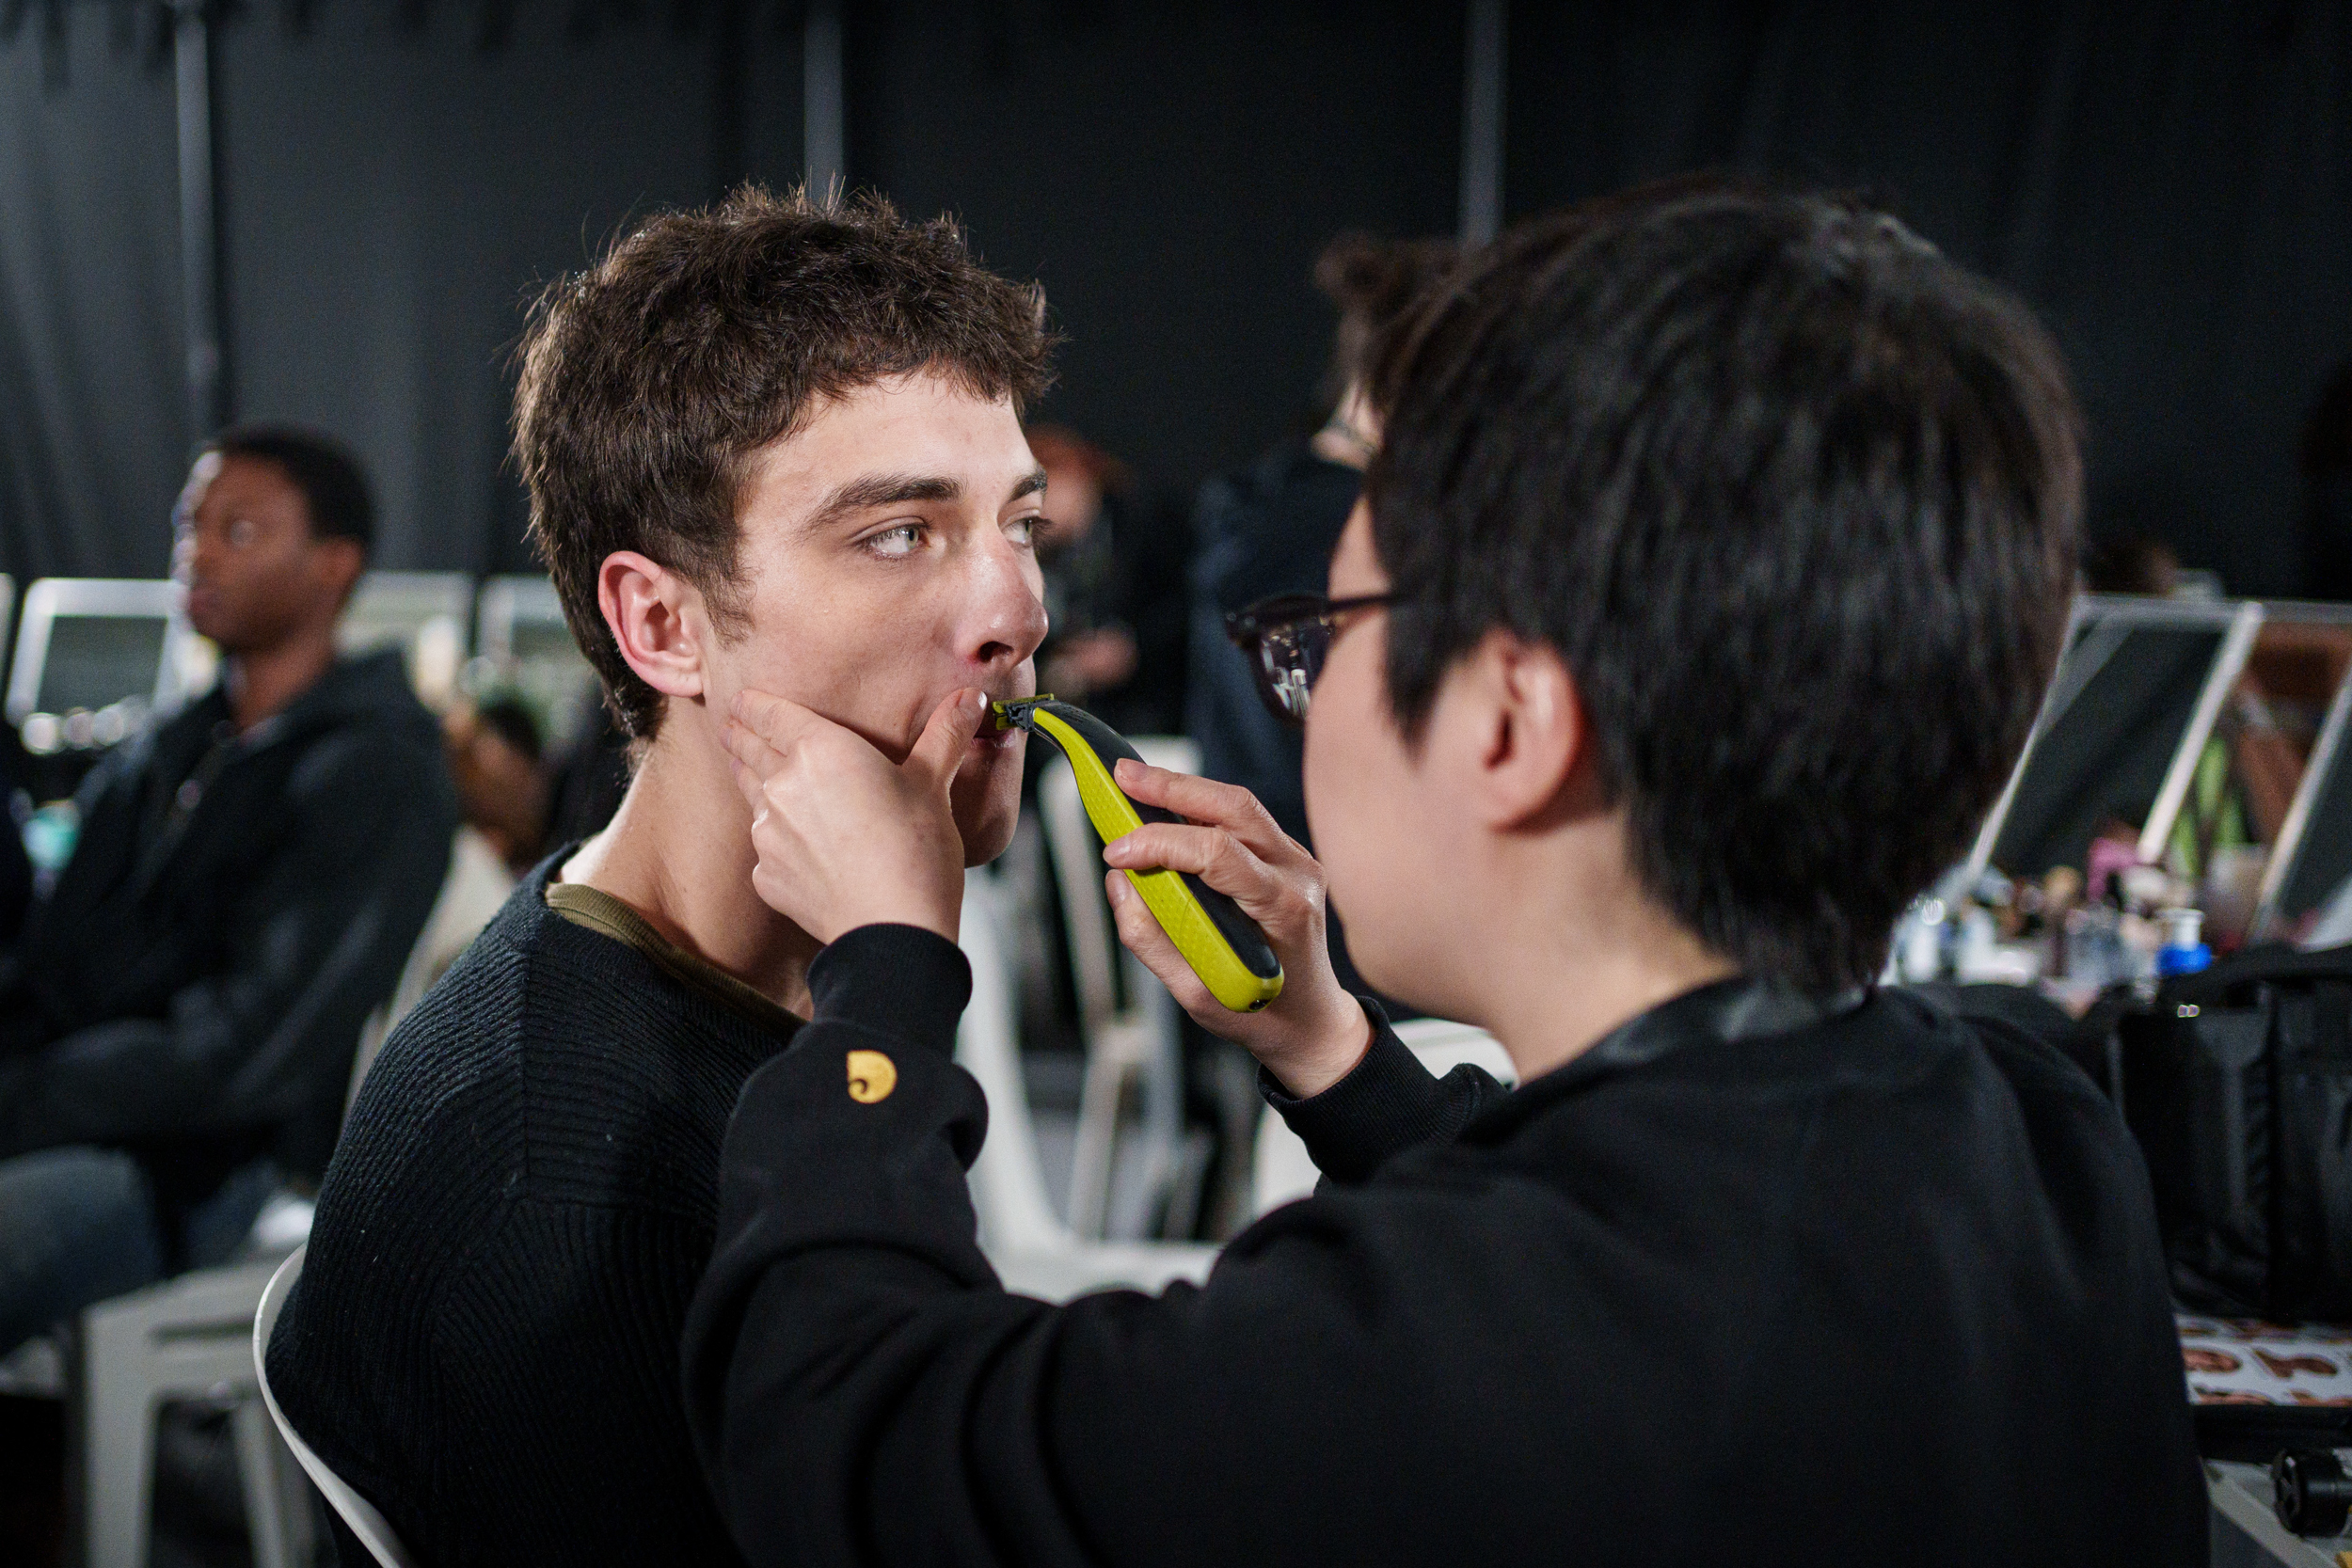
685, 929, 2205, 1568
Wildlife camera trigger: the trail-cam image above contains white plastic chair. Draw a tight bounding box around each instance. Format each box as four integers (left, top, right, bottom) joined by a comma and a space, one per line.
1249, 1017, 1518, 1217
1036, 736, 1200, 1239
80, 1260, 312, 1568
254, 1246, 420, 1568
957, 873, 1216, 1300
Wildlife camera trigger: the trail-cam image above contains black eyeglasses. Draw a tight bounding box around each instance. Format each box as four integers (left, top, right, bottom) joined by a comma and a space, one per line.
1223, 592, 1401, 726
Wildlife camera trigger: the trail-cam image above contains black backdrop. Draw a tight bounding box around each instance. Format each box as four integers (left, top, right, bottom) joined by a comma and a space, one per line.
4, 0, 2349, 594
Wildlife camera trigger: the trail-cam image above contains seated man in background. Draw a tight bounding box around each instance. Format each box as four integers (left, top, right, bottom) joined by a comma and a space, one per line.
1186, 229, 1454, 851
1187, 230, 1453, 1000
266, 186, 1053, 1567
0, 426, 456, 1354
684, 185, 2204, 1564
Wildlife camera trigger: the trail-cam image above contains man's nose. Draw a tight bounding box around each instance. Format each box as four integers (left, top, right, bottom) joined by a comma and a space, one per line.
962, 534, 1049, 673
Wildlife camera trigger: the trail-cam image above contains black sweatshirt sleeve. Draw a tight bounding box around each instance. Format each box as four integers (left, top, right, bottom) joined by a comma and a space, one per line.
1257, 1000, 1509, 1183
683, 924, 1507, 1568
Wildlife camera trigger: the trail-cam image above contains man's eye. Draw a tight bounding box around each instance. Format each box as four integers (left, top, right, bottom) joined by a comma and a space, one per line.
1008, 515, 1049, 548
865, 523, 925, 559
228, 518, 257, 547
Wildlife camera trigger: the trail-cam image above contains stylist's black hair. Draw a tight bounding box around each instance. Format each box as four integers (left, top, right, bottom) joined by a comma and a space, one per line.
207, 424, 376, 555
1367, 182, 2082, 990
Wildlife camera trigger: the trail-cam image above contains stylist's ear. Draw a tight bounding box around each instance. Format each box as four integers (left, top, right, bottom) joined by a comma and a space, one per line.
1463, 631, 1592, 831
599, 550, 708, 703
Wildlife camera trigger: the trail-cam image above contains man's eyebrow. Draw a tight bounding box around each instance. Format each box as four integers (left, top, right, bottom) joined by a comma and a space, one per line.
1009, 468, 1048, 503
803, 472, 961, 533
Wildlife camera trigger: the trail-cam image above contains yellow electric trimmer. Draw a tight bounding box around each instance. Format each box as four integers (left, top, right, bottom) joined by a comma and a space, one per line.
995, 696, 1284, 1013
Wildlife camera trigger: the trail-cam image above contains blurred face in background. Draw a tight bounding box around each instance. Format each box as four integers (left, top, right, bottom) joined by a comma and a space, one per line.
173, 451, 360, 655
692, 371, 1050, 865
1035, 454, 1103, 549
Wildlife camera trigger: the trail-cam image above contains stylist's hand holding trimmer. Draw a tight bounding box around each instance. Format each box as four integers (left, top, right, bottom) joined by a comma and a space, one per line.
1101, 760, 1371, 1098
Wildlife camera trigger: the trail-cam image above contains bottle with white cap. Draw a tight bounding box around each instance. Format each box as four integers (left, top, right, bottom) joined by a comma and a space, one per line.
2155, 907, 2213, 979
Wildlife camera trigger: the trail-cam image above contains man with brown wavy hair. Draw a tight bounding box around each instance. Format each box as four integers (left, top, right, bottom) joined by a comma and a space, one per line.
266, 186, 1056, 1568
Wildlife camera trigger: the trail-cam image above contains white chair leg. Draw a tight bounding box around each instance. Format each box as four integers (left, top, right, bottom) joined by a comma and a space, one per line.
233, 1396, 300, 1568
80, 1308, 156, 1568
1068, 1042, 1134, 1239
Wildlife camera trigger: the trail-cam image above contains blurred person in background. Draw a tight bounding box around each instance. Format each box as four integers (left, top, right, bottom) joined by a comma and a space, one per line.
1186, 231, 1455, 850
446, 693, 549, 871
0, 426, 456, 1355
2080, 532, 2182, 596
1028, 424, 1187, 736
1186, 230, 1454, 1002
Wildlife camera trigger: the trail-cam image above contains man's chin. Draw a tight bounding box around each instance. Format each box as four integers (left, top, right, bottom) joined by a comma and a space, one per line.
956, 802, 1020, 869
951, 762, 1023, 869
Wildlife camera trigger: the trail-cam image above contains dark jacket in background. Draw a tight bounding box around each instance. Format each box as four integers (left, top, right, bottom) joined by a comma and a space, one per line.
1184, 439, 1383, 995
0, 649, 455, 1223
1185, 439, 1360, 847
684, 934, 2206, 1567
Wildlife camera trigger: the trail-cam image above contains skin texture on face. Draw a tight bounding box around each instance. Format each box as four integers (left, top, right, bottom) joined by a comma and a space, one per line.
1303, 500, 1737, 1075
172, 452, 359, 656
1300, 500, 1457, 1012
684, 372, 1049, 867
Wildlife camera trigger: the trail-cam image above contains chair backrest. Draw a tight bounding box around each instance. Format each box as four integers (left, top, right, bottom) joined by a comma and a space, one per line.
253, 1247, 421, 1568
338, 571, 473, 710
955, 874, 1076, 1254
4, 578, 206, 750
474, 575, 601, 751
1036, 735, 1201, 1035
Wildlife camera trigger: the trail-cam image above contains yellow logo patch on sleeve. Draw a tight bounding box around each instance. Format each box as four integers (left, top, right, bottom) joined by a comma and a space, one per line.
846, 1049, 897, 1104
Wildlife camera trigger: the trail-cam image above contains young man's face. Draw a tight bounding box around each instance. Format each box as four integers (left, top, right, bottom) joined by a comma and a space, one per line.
703, 371, 1050, 867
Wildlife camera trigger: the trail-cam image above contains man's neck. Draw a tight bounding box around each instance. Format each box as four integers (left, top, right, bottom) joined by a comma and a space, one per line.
559, 713, 822, 1018
1444, 847, 1739, 1087
225, 628, 340, 733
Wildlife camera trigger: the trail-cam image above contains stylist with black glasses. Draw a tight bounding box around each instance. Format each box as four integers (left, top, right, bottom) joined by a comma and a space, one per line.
682, 185, 2204, 1567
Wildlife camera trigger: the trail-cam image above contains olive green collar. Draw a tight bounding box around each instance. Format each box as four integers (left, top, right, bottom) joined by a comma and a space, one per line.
544, 880, 802, 1037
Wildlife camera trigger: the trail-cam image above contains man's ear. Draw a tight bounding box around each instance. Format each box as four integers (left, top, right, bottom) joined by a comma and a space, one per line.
315, 538, 366, 610
598, 550, 707, 704
1455, 630, 1596, 832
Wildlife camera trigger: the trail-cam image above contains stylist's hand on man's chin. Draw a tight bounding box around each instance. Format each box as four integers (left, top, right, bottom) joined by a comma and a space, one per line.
1102, 759, 1371, 1099
721, 686, 980, 944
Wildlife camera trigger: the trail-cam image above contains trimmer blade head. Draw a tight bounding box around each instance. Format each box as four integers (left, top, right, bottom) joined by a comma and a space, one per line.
991, 695, 1057, 733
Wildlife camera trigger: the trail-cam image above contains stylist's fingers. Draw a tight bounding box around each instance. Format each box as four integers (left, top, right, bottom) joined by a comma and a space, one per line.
1112, 759, 1302, 864
908, 688, 984, 793
722, 718, 787, 778
1105, 822, 1310, 932
1105, 872, 1220, 1017
720, 723, 784, 813
730, 688, 826, 752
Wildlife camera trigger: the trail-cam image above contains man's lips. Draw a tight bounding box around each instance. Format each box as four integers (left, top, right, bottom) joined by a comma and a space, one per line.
967, 694, 1026, 751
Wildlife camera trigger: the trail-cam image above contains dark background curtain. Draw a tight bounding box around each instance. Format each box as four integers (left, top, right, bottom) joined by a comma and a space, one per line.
2, 0, 2349, 594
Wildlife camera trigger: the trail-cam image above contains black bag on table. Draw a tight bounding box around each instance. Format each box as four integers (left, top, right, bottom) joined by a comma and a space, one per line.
2118, 943, 2352, 1322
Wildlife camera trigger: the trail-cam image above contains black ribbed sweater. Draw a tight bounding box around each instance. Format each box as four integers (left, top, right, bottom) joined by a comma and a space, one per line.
265, 858, 797, 1568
